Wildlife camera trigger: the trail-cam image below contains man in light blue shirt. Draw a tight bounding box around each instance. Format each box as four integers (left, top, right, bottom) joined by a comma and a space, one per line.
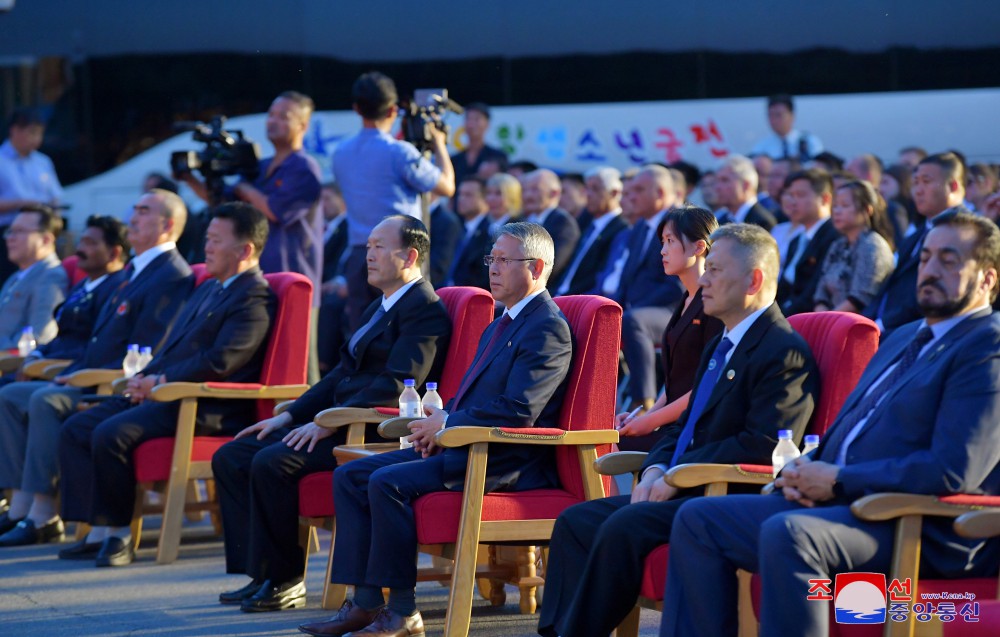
333, 72, 455, 330
750, 94, 823, 163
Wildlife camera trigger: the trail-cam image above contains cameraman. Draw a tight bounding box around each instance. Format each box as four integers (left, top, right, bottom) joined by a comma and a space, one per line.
180, 91, 323, 381
333, 72, 455, 330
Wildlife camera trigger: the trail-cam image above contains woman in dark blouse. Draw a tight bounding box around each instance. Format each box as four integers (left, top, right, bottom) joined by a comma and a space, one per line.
616, 207, 724, 451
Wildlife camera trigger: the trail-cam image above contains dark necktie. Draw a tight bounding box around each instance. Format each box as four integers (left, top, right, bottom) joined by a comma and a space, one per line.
782, 138, 790, 159
451, 313, 513, 410
874, 228, 927, 320
621, 223, 652, 299
348, 304, 387, 357
670, 337, 734, 467
819, 327, 934, 464
191, 280, 222, 320
782, 234, 808, 284
558, 223, 598, 294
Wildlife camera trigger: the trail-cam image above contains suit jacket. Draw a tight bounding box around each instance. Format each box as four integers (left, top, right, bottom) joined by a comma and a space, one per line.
65, 249, 194, 375
0, 253, 68, 348
285, 278, 451, 423
642, 304, 818, 474
322, 217, 349, 283
779, 218, 839, 316
34, 271, 125, 361
429, 203, 461, 288
142, 268, 275, 432
554, 214, 629, 296
617, 218, 684, 310
443, 291, 573, 491
743, 202, 778, 232
446, 215, 492, 289
540, 208, 581, 283
815, 309, 1000, 575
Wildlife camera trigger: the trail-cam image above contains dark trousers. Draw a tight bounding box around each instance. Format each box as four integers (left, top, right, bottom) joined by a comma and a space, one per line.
317, 293, 348, 374
331, 448, 445, 590
660, 495, 896, 637
344, 245, 379, 332
59, 397, 181, 526
211, 428, 342, 583
621, 306, 673, 404
538, 494, 693, 637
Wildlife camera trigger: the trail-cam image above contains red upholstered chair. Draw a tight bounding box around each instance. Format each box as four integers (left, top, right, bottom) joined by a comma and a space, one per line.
378, 294, 622, 636
302, 286, 495, 609
129, 271, 313, 564
61, 255, 88, 286
601, 311, 881, 637
940, 509, 1000, 637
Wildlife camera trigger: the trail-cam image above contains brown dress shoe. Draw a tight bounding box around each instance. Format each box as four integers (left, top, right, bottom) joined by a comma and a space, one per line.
298, 600, 379, 636
344, 608, 424, 637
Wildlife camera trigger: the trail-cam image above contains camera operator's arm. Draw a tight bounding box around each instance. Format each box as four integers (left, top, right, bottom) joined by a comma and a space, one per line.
176, 172, 211, 205
232, 182, 279, 223
429, 127, 455, 197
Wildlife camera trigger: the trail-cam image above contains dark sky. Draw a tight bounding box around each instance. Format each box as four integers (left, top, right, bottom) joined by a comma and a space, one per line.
0, 0, 996, 61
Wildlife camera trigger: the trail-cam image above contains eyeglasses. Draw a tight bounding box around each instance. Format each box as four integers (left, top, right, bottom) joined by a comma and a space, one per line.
2, 228, 41, 239
483, 256, 537, 267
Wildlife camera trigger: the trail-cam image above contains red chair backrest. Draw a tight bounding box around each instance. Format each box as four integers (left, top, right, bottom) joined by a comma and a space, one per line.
61, 255, 88, 286
435, 287, 495, 403
189, 263, 212, 287
256, 272, 313, 420
787, 312, 880, 436
552, 295, 623, 499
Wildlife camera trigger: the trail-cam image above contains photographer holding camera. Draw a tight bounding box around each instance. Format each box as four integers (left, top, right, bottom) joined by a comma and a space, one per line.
179, 91, 323, 381
333, 72, 455, 330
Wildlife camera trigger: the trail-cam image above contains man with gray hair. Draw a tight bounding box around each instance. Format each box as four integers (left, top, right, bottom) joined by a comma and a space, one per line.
714, 154, 777, 231
554, 166, 629, 296
538, 223, 818, 637
522, 169, 581, 282
301, 221, 573, 637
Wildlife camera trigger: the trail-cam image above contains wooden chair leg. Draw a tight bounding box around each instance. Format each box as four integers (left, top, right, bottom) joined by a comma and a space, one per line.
184, 481, 203, 523
130, 488, 145, 552
74, 522, 91, 542
204, 479, 223, 535
443, 443, 488, 637
322, 519, 347, 610
517, 545, 539, 614
614, 605, 641, 637
156, 397, 196, 564
737, 569, 758, 637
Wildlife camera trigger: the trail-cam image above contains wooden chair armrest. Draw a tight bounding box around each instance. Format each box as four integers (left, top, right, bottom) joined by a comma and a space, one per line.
378, 417, 419, 439
666, 463, 775, 489
593, 451, 648, 476
954, 509, 1000, 539
0, 354, 25, 373
22, 358, 71, 379
313, 406, 394, 431
274, 400, 294, 416
111, 377, 130, 394
63, 368, 124, 388
435, 426, 618, 448
851, 493, 988, 522
148, 382, 309, 402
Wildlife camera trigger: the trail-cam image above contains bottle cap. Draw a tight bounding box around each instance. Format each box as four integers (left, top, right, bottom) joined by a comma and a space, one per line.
777, 429, 793, 439
404, 379, 415, 387
140, 346, 152, 354
22, 326, 32, 334
426, 382, 438, 390
805, 434, 819, 444
128, 343, 139, 351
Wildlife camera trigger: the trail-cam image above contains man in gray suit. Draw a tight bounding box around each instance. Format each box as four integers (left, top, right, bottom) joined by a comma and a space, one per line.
0, 207, 68, 348
661, 211, 1000, 637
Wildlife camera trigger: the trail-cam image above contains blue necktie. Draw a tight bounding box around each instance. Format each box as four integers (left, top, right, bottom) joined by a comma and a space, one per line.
348, 304, 386, 356
670, 337, 734, 467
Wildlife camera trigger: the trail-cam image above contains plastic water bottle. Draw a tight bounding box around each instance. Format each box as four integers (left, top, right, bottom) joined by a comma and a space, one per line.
801, 434, 820, 456
123, 344, 142, 378
772, 429, 801, 477
422, 382, 443, 411
138, 346, 153, 371
398, 379, 422, 449
16, 327, 36, 356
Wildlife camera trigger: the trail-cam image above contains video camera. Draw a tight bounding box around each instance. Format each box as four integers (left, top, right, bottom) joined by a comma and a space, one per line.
170, 116, 261, 205
399, 89, 464, 154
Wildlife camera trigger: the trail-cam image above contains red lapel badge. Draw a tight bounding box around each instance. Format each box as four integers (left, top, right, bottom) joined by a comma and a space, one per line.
116, 301, 129, 316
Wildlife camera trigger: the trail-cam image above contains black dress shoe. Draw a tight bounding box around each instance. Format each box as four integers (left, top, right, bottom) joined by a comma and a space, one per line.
0, 511, 24, 535
219, 578, 264, 604
58, 538, 103, 560
95, 536, 135, 567
0, 518, 64, 547
240, 579, 306, 612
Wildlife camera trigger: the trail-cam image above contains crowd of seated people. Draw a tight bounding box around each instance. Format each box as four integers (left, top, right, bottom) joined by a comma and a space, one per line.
0, 86, 999, 637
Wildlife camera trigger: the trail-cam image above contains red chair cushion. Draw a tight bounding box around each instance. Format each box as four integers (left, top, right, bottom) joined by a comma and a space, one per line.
640, 544, 670, 600
134, 436, 232, 483
944, 600, 1000, 637
298, 471, 335, 518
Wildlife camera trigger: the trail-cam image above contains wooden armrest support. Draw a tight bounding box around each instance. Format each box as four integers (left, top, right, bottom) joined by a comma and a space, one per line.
148, 382, 309, 402
313, 406, 393, 430
111, 377, 130, 394
666, 463, 775, 489
593, 451, 648, 476
0, 354, 25, 373
435, 426, 618, 448
22, 358, 71, 379
851, 493, 986, 522
378, 417, 419, 439
273, 400, 294, 416
63, 368, 124, 388
953, 509, 1000, 539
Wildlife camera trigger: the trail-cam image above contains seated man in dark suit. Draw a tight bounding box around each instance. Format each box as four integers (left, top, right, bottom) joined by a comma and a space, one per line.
299, 221, 573, 637
777, 168, 839, 315
863, 152, 971, 337
0, 190, 193, 545
538, 223, 819, 637
662, 211, 1000, 637
442, 177, 491, 289
427, 193, 460, 288
212, 214, 451, 612
523, 169, 580, 283
317, 182, 349, 373
56, 202, 275, 567
0, 215, 128, 546
553, 166, 628, 296
714, 155, 777, 231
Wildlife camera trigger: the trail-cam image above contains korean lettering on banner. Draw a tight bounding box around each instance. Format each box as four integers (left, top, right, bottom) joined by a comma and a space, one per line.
689, 118, 730, 159
575, 129, 606, 163
537, 126, 568, 162
614, 128, 647, 164
496, 123, 525, 157
654, 127, 684, 163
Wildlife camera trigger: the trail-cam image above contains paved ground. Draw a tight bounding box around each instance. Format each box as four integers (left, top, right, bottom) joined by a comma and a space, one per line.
0, 518, 663, 636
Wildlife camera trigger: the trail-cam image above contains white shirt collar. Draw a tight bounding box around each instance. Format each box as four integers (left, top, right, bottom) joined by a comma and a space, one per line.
129, 242, 176, 280
463, 213, 487, 235
719, 304, 772, 361
529, 207, 556, 225
381, 276, 422, 312
921, 304, 992, 343
733, 198, 759, 223
503, 288, 545, 320
645, 208, 669, 231
83, 274, 109, 293
589, 209, 622, 234
801, 216, 829, 240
